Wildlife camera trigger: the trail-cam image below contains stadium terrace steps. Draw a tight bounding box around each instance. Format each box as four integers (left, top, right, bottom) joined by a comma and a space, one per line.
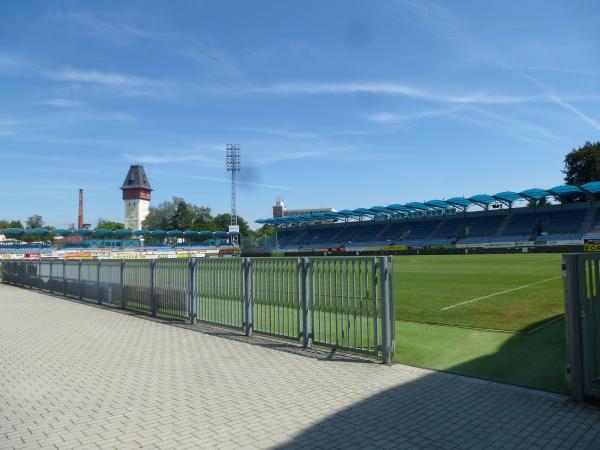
462, 215, 505, 238
501, 213, 540, 239
579, 208, 596, 235
588, 208, 600, 234
427, 219, 447, 241
493, 214, 511, 237
431, 217, 466, 240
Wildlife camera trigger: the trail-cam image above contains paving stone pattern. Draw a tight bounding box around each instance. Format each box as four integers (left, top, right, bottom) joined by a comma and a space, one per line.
1, 283, 600, 449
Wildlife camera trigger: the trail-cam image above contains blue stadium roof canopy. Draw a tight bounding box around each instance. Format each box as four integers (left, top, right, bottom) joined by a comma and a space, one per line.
445, 197, 472, 208
94, 229, 113, 237
425, 200, 452, 209
406, 202, 430, 211
369, 206, 394, 215
28, 228, 50, 236
519, 188, 550, 201
581, 181, 600, 195
134, 230, 150, 236
114, 229, 133, 237
1, 228, 25, 236
547, 185, 582, 197
493, 191, 522, 204
254, 179, 600, 226
468, 194, 496, 206
386, 204, 412, 213
74, 229, 93, 236
52, 229, 73, 236
353, 208, 373, 216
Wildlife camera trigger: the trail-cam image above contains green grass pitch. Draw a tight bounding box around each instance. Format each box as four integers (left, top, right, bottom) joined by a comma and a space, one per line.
392, 253, 564, 332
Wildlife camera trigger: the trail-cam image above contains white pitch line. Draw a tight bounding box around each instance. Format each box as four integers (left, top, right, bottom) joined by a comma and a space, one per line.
440, 276, 562, 311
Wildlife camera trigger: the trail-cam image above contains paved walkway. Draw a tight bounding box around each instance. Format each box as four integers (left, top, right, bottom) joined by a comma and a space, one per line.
1, 284, 599, 450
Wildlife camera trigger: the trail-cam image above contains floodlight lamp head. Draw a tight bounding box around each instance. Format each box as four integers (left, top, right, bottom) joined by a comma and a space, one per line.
226, 144, 241, 172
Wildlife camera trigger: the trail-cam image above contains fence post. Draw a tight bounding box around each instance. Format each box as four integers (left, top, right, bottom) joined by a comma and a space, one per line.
243, 258, 254, 336
62, 259, 66, 297
189, 259, 197, 324
49, 259, 54, 294
120, 260, 126, 309
380, 256, 392, 365
96, 260, 102, 304
150, 260, 157, 317
78, 260, 82, 300
372, 257, 379, 353
388, 256, 395, 361
301, 257, 311, 349
37, 259, 41, 290
563, 254, 585, 402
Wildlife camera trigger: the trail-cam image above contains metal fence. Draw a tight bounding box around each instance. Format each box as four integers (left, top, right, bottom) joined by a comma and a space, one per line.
1, 256, 395, 362
563, 253, 600, 401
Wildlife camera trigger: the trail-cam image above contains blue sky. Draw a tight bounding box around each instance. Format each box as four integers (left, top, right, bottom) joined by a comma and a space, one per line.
1, 0, 599, 229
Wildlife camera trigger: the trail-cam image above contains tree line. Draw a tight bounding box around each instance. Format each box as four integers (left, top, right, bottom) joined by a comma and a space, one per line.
141, 197, 255, 239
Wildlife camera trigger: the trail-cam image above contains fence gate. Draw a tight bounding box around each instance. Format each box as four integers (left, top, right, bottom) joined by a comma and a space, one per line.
563, 253, 600, 401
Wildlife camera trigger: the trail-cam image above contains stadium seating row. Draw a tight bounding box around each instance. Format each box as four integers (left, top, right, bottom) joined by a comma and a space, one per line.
269, 204, 593, 249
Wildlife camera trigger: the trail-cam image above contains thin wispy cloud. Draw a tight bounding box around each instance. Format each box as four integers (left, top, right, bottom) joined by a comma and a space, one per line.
0, 53, 31, 74
55, 12, 241, 79
368, 108, 460, 124
506, 68, 600, 132
453, 107, 562, 143
38, 98, 84, 108
53, 12, 152, 43
0, 118, 28, 138
246, 81, 540, 105
549, 95, 600, 132
123, 152, 221, 166
49, 67, 154, 87
45, 66, 176, 98
252, 128, 320, 140
394, 0, 600, 134
152, 170, 294, 191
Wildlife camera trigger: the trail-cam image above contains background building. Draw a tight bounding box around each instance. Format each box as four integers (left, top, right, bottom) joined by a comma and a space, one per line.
272, 199, 335, 218
121, 165, 152, 230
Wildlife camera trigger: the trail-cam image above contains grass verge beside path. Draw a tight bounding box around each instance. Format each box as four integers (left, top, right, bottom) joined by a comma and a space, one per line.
394, 319, 567, 393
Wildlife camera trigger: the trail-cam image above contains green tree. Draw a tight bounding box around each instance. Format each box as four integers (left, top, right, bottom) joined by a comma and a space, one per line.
25, 215, 43, 229
0, 219, 24, 229
563, 141, 600, 185
142, 197, 254, 239
170, 201, 195, 230
192, 207, 214, 231
142, 197, 182, 230
97, 219, 125, 230
212, 213, 255, 239
256, 224, 276, 240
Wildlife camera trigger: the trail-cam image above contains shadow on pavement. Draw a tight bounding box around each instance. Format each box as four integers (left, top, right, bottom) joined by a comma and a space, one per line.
276, 328, 600, 449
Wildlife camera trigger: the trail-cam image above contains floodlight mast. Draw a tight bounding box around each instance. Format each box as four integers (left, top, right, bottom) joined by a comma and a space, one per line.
226, 144, 241, 245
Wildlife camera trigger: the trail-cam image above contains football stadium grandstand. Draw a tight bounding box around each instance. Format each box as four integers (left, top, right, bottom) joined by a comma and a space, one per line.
0, 228, 240, 259
255, 181, 600, 251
